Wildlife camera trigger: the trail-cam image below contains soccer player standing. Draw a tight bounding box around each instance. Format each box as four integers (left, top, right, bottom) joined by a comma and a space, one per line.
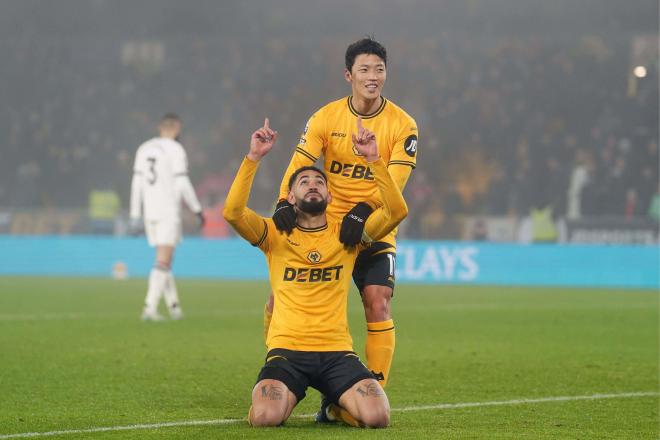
224, 118, 407, 428
130, 113, 204, 321
270, 37, 418, 388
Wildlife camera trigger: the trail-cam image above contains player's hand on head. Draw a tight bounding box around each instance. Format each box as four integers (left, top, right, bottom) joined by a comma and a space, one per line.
248, 118, 278, 161
272, 199, 296, 233
340, 202, 373, 246
351, 117, 379, 161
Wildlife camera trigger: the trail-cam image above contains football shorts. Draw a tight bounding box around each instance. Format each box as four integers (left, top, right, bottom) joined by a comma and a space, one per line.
256, 348, 375, 404
145, 219, 182, 247
353, 242, 396, 294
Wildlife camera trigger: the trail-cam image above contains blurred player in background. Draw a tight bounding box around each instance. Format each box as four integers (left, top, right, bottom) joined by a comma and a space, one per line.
270, 37, 419, 390
224, 118, 407, 428
130, 113, 205, 321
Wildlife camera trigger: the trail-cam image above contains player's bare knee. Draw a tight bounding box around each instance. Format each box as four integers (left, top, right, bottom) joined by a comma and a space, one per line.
361, 406, 390, 428
251, 407, 287, 427
362, 289, 391, 321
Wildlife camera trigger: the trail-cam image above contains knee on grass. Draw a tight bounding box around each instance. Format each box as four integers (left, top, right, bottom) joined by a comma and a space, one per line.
249, 405, 287, 427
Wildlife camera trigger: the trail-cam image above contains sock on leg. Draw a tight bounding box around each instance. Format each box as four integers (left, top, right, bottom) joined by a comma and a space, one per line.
366, 319, 395, 387
328, 404, 363, 428
163, 271, 183, 319
143, 267, 168, 317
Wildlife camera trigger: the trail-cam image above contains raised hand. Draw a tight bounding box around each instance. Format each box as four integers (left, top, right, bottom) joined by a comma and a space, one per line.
351, 117, 379, 162
248, 118, 278, 161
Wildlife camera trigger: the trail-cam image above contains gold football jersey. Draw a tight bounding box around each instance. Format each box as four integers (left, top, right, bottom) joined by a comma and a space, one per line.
259, 219, 361, 351
224, 157, 407, 352
278, 96, 418, 249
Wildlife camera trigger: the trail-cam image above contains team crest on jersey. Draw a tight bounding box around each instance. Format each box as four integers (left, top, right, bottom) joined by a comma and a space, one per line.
404, 135, 418, 157
307, 249, 322, 264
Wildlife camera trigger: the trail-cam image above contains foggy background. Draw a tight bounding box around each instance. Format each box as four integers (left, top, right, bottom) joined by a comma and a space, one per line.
0, 0, 657, 241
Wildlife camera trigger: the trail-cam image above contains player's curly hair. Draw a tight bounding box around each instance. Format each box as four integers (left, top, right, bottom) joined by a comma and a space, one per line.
288, 166, 327, 190
345, 36, 387, 71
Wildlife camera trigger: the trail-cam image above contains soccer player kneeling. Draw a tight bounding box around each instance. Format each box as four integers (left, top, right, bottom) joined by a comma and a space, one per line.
223, 117, 407, 428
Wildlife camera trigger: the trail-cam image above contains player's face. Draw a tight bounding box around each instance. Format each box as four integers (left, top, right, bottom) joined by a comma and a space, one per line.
346, 54, 387, 101
291, 170, 330, 214
159, 120, 182, 139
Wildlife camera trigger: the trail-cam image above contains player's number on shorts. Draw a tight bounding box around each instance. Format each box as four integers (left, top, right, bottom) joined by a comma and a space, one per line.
387, 254, 395, 277
146, 157, 158, 185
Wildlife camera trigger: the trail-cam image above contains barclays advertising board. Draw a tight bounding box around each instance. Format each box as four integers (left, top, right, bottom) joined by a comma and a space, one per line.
395, 241, 658, 288
0, 237, 657, 289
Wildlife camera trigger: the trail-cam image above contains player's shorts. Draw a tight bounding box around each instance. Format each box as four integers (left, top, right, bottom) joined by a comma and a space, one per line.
353, 242, 396, 294
256, 348, 375, 404
144, 219, 182, 247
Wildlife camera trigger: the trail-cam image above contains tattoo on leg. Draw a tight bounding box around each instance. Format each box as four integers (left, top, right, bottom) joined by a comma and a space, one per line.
356, 382, 384, 398
260, 385, 284, 400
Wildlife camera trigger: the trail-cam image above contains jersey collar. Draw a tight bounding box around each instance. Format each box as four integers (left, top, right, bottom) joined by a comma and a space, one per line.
295, 223, 328, 232
347, 96, 387, 119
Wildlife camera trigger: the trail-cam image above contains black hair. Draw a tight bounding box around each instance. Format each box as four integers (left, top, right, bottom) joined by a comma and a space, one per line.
288, 166, 327, 190
345, 36, 387, 71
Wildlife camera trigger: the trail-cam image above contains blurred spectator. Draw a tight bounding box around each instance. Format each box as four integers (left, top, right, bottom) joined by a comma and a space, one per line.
0, 6, 657, 239
566, 150, 593, 220
648, 184, 660, 223
88, 188, 121, 234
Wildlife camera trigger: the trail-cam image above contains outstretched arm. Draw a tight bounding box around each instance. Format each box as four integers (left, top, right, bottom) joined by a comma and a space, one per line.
350, 118, 408, 243
365, 120, 418, 209
272, 112, 326, 232
223, 119, 278, 246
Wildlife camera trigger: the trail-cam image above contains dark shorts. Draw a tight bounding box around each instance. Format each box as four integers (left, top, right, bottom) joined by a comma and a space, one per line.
353, 242, 396, 294
256, 348, 375, 404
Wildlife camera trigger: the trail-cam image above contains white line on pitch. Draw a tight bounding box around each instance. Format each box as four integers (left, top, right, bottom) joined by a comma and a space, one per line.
0, 391, 656, 439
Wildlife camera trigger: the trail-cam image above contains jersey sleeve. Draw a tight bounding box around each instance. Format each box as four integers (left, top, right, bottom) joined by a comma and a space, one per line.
277, 110, 326, 201
129, 147, 144, 219
223, 157, 272, 252
171, 144, 202, 213
362, 158, 408, 243
364, 116, 418, 209
388, 116, 418, 170
171, 143, 189, 176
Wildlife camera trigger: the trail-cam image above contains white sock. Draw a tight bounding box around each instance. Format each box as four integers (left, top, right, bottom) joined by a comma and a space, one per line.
144, 267, 168, 314
163, 271, 182, 314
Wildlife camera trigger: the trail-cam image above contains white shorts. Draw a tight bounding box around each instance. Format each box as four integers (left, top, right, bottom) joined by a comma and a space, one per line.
145, 220, 182, 247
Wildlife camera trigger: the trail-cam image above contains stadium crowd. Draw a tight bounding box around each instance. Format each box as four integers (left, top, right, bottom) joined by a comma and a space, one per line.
1, 25, 657, 239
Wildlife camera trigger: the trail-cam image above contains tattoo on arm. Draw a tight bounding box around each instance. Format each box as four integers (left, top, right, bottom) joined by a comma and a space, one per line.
261, 385, 284, 400
356, 383, 384, 398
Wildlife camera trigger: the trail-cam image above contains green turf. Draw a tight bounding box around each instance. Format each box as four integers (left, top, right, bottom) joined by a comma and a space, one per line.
0, 277, 657, 439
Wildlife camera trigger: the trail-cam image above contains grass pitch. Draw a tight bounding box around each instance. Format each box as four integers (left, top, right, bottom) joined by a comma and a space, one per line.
0, 277, 657, 439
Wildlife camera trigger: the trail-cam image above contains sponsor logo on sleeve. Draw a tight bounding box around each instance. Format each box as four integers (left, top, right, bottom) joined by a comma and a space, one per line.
404, 135, 418, 157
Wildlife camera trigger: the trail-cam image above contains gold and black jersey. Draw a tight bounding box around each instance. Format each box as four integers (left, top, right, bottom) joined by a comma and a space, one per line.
258, 219, 360, 351
224, 156, 407, 352
278, 96, 418, 249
